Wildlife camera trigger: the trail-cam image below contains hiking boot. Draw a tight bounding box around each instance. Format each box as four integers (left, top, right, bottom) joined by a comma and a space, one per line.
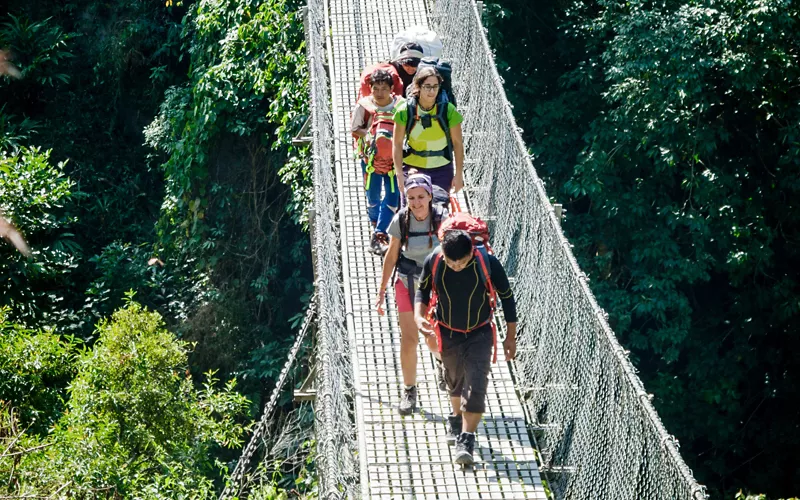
369, 232, 382, 255
454, 432, 476, 466
435, 359, 447, 392
374, 232, 389, 256
446, 414, 462, 446
398, 386, 417, 416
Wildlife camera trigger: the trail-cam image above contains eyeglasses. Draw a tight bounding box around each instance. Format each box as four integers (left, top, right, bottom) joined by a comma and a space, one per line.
421, 84, 440, 92
401, 58, 420, 68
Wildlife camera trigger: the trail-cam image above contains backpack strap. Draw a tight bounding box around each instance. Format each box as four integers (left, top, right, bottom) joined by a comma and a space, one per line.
405, 96, 418, 138
398, 206, 409, 247
473, 249, 498, 363
428, 251, 444, 355
436, 97, 453, 161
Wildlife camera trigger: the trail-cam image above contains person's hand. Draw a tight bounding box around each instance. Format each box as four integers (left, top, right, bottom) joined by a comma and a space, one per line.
0, 213, 31, 257
415, 314, 434, 336
0, 50, 21, 79
375, 289, 386, 316
503, 323, 517, 361
452, 172, 464, 193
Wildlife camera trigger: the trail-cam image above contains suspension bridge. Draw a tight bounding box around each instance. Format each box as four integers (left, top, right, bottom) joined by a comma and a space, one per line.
222, 0, 710, 498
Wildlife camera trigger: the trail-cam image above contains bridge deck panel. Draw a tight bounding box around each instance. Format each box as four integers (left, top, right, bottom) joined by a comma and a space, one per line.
327, 0, 548, 497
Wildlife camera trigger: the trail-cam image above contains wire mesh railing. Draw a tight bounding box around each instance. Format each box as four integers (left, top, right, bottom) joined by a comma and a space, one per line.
305, 0, 359, 498
430, 0, 708, 498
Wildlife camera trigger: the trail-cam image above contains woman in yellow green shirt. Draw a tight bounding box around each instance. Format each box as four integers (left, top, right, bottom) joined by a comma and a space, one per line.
392, 66, 465, 197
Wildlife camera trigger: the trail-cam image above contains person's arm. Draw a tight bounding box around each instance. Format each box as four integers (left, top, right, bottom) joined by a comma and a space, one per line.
450, 122, 464, 193
351, 105, 369, 139
375, 236, 401, 316
489, 255, 517, 324
504, 322, 517, 361
392, 121, 406, 195
414, 253, 435, 335
489, 255, 517, 360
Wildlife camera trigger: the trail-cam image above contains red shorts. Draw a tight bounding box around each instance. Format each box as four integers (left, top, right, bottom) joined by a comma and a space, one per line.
394, 277, 414, 313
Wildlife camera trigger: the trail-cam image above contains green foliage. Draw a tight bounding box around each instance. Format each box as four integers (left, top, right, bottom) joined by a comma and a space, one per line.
0, 14, 73, 88
245, 436, 319, 500
0, 146, 79, 326
145, 0, 313, 388
736, 494, 799, 500
0, 306, 79, 434
0, 300, 250, 498
0, 105, 37, 151
488, 0, 800, 496
146, 0, 311, 258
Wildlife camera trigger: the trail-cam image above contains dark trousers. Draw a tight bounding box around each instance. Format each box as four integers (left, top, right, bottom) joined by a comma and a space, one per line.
439, 323, 492, 414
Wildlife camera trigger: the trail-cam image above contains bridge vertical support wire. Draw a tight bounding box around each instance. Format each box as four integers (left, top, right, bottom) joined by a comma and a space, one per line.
219, 297, 317, 500
430, 0, 708, 498
306, 0, 359, 497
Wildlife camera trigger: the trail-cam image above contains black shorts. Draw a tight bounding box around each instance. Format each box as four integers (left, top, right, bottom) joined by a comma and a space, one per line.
439, 323, 493, 414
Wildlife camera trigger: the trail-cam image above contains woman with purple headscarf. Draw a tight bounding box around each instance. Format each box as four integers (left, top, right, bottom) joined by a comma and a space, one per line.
376, 170, 448, 416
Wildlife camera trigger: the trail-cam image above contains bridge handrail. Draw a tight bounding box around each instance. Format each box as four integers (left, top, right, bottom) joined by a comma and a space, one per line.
306, 0, 359, 497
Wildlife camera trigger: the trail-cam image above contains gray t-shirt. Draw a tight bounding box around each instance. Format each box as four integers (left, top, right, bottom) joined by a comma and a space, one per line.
350, 96, 401, 135
387, 206, 446, 273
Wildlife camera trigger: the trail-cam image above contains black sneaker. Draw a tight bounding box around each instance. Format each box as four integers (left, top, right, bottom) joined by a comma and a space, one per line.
369, 232, 382, 255
374, 232, 389, 256
454, 432, 475, 466
435, 359, 447, 392
398, 386, 417, 416
446, 414, 462, 446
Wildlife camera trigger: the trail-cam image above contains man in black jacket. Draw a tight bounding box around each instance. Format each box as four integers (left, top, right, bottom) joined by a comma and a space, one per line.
389, 42, 423, 96
414, 230, 517, 466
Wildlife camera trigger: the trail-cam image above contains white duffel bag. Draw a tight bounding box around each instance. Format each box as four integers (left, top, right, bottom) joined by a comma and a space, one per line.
390, 26, 443, 60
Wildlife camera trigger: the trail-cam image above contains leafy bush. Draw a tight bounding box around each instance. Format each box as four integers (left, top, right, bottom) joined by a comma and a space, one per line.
0, 306, 79, 434
0, 146, 79, 327
0, 300, 250, 498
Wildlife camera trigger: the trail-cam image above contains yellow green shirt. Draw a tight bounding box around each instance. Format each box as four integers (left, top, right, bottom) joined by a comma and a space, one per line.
393, 101, 463, 169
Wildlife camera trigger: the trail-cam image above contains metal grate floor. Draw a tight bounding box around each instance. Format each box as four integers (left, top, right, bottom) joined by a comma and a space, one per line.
326, 0, 548, 497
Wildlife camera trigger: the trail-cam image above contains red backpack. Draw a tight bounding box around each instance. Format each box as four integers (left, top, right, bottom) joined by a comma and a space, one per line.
437, 212, 492, 251
355, 97, 398, 190
428, 213, 499, 363
358, 63, 403, 100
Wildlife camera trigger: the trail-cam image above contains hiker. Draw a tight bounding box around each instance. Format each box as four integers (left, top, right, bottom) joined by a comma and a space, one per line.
375, 171, 447, 415
392, 66, 465, 197
389, 42, 424, 96
415, 229, 518, 465
351, 68, 403, 255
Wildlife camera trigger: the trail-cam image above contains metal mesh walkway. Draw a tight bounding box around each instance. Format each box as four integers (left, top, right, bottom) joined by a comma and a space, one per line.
325, 0, 548, 497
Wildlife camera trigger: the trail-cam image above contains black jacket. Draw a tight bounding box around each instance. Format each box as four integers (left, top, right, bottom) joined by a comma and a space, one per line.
415, 247, 517, 332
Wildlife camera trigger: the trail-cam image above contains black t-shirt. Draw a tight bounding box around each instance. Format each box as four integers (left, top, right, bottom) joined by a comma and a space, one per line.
415, 247, 517, 331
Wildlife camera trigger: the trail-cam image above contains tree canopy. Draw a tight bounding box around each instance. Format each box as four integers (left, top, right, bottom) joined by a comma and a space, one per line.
486, 0, 799, 496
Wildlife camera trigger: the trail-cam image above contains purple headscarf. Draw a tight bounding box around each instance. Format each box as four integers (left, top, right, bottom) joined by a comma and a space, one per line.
405, 172, 433, 195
